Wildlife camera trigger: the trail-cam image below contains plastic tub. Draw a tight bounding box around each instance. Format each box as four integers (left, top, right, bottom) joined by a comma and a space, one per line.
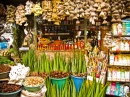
0, 89, 21, 97
0, 42, 8, 50
0, 71, 9, 79
22, 76, 44, 92
71, 75, 86, 92
49, 76, 69, 90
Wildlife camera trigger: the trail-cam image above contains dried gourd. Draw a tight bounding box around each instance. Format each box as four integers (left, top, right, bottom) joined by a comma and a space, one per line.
6, 5, 16, 23
15, 4, 27, 25
25, 0, 33, 15
32, 2, 43, 16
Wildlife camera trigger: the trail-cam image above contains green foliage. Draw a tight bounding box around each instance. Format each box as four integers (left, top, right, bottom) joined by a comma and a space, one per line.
71, 50, 87, 74
21, 51, 70, 73
21, 50, 37, 72
45, 77, 109, 97
0, 56, 15, 65
12, 23, 25, 57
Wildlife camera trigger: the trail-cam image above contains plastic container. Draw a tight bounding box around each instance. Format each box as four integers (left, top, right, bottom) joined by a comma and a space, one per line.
22, 76, 44, 92
71, 75, 86, 92
0, 71, 9, 79
49, 76, 69, 90
0, 42, 8, 50
0, 89, 21, 97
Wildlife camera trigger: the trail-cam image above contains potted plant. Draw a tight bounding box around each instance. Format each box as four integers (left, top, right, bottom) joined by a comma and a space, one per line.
70, 50, 87, 92
49, 52, 70, 90
22, 50, 49, 79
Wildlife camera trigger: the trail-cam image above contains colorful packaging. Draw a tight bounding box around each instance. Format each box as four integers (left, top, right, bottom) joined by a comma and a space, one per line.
119, 85, 124, 96
106, 83, 111, 95
122, 20, 130, 35
107, 68, 112, 81
110, 82, 116, 95
112, 23, 118, 35
112, 69, 117, 81
116, 69, 120, 81
114, 82, 120, 96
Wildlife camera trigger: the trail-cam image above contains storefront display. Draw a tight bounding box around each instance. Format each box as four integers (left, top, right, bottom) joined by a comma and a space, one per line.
0, 0, 130, 97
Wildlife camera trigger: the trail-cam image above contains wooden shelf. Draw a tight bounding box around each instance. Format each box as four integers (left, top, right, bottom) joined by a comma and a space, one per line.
43, 24, 74, 26
108, 65, 130, 67
43, 33, 70, 36
107, 80, 130, 83
0, 78, 9, 81
76, 36, 84, 38
38, 49, 85, 52
112, 35, 130, 38
110, 51, 130, 54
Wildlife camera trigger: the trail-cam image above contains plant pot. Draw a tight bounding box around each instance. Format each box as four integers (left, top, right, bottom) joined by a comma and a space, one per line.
0, 89, 21, 97
71, 75, 86, 92
0, 71, 10, 79
49, 76, 69, 90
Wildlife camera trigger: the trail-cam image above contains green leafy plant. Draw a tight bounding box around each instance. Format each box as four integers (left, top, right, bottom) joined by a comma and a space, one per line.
71, 50, 87, 77
45, 77, 109, 97
12, 23, 25, 57
0, 56, 15, 65
21, 50, 37, 72
52, 53, 70, 72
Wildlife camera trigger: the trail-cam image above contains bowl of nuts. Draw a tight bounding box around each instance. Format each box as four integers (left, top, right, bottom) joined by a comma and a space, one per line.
0, 81, 21, 97
22, 76, 44, 92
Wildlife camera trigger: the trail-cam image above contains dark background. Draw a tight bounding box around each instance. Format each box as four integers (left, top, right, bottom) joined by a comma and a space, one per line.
0, 0, 41, 6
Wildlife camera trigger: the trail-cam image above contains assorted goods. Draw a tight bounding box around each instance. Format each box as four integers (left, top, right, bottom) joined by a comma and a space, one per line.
107, 67, 130, 82
109, 54, 130, 66
0, 0, 129, 27
37, 38, 85, 51
0, 0, 130, 97
106, 82, 129, 97
111, 39, 130, 51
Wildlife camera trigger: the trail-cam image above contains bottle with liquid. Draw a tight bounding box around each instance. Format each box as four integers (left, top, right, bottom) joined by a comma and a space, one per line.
74, 39, 77, 49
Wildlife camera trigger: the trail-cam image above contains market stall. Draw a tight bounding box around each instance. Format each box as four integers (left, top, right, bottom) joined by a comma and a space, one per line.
0, 0, 130, 97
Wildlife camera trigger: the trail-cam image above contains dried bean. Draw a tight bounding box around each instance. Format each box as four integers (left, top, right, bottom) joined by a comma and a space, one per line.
0, 81, 21, 93
50, 71, 70, 78
0, 65, 11, 73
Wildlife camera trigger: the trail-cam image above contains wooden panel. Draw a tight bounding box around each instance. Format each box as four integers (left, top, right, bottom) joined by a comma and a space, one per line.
101, 26, 110, 53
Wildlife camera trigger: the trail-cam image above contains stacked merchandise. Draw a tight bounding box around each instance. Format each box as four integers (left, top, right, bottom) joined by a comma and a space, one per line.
106, 82, 129, 97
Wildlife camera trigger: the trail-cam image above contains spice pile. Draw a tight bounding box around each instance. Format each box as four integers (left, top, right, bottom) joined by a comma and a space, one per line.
72, 72, 87, 77
0, 81, 21, 93
30, 72, 48, 79
50, 71, 70, 78
0, 65, 11, 73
